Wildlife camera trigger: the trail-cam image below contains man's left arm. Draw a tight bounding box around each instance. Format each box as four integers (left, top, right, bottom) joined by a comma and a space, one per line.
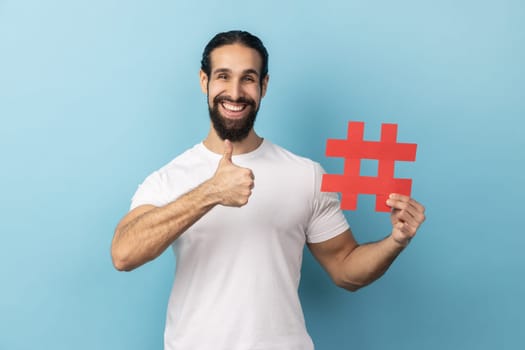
307, 194, 426, 291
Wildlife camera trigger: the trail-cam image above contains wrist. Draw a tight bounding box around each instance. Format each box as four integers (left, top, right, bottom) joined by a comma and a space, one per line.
199, 179, 223, 207
390, 234, 411, 249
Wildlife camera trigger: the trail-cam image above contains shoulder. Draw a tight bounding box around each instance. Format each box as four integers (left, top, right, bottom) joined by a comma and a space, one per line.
263, 140, 320, 168
130, 143, 214, 209
154, 143, 213, 178
137, 143, 213, 191
262, 140, 325, 179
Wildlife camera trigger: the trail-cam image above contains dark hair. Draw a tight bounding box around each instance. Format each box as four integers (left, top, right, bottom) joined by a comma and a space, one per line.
201, 30, 269, 83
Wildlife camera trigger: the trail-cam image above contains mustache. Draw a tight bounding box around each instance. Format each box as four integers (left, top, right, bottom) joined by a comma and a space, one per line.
213, 95, 256, 107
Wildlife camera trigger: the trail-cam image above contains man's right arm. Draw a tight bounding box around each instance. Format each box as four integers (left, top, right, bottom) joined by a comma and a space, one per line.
111, 140, 254, 271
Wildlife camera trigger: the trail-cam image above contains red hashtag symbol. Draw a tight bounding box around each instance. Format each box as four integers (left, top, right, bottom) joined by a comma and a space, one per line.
321, 121, 417, 212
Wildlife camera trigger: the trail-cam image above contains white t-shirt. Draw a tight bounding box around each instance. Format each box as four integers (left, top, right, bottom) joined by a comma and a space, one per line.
130, 139, 349, 350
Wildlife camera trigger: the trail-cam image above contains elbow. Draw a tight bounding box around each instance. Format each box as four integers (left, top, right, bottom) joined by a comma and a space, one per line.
111, 226, 141, 272
335, 279, 365, 292
111, 241, 154, 272
334, 266, 389, 292
334, 273, 372, 292
111, 249, 135, 272
111, 240, 137, 272
112, 256, 134, 272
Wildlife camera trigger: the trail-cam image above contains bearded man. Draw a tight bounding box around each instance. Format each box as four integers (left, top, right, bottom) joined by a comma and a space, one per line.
111, 30, 426, 350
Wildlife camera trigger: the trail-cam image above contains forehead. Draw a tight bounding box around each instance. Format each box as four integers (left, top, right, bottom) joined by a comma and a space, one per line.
209, 44, 263, 75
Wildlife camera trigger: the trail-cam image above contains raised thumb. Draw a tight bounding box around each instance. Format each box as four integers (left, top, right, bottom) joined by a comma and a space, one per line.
222, 139, 233, 163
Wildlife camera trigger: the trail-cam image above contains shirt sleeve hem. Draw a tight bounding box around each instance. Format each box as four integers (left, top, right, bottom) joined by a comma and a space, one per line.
306, 222, 350, 244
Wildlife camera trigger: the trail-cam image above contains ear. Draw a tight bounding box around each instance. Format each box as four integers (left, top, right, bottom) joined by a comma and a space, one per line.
261, 74, 269, 98
199, 70, 208, 94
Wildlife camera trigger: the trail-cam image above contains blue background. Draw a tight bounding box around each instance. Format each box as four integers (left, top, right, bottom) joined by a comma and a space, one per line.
1, 0, 523, 349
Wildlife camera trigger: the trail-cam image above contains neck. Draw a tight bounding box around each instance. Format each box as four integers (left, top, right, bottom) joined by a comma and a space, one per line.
203, 127, 263, 155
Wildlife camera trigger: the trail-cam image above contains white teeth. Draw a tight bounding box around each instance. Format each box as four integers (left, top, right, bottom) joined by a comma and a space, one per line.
222, 103, 245, 112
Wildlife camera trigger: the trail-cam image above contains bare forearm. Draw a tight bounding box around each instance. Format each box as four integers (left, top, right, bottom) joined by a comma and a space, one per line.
340, 235, 407, 291
112, 140, 255, 271
340, 194, 425, 290
111, 180, 220, 271
310, 196, 425, 292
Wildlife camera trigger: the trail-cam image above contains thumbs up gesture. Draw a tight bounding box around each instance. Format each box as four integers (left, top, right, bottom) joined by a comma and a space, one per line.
211, 140, 255, 207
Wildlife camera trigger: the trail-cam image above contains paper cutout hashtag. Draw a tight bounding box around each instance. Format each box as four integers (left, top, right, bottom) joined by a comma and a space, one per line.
321, 121, 417, 212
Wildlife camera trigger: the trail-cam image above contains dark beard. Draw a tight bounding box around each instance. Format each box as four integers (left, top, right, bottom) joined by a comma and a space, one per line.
208, 94, 259, 142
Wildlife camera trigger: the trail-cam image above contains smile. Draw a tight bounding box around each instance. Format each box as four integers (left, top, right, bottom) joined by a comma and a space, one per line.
221, 102, 247, 112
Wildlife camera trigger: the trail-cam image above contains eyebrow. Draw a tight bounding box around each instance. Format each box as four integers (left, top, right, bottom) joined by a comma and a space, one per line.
212, 68, 260, 76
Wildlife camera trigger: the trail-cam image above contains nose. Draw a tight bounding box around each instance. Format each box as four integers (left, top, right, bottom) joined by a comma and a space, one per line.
228, 80, 242, 101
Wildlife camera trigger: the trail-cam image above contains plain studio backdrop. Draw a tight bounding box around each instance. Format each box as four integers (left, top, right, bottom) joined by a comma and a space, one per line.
0, 0, 523, 349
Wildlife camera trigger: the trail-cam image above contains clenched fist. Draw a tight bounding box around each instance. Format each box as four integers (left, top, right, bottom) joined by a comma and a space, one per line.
210, 139, 255, 207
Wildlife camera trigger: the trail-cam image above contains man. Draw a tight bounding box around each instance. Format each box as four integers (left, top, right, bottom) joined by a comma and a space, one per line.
111, 30, 425, 350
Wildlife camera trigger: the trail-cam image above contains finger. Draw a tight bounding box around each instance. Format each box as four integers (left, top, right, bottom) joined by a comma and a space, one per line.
394, 221, 410, 234
386, 194, 406, 209
222, 139, 233, 162
388, 193, 410, 202
396, 210, 422, 229
408, 198, 425, 215
387, 195, 425, 215
391, 201, 425, 224
390, 193, 422, 206
402, 199, 426, 224
394, 205, 426, 233
386, 196, 409, 210
400, 218, 422, 237
393, 221, 416, 240
390, 206, 425, 235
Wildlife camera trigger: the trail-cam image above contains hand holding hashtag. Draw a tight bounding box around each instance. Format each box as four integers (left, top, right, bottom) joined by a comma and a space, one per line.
210, 139, 255, 207
386, 194, 426, 246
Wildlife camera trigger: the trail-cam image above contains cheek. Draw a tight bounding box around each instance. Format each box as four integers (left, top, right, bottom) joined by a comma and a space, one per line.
246, 86, 262, 101
207, 84, 223, 103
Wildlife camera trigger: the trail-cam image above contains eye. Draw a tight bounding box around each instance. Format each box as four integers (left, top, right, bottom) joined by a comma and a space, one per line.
217, 73, 228, 80
243, 75, 256, 82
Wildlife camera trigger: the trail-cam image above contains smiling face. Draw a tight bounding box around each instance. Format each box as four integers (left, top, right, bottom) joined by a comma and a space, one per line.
200, 44, 269, 142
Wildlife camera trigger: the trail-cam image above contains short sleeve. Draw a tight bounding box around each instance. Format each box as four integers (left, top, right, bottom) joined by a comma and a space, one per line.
306, 163, 350, 243
130, 171, 168, 211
